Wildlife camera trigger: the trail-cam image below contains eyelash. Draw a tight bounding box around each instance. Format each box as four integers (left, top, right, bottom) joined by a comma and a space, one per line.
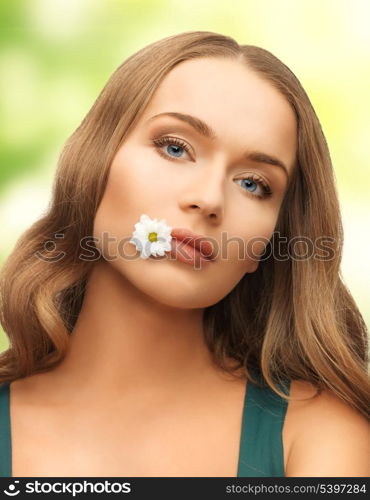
152, 135, 273, 200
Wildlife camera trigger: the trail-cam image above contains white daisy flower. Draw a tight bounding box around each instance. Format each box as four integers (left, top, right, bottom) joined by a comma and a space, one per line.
129, 214, 173, 259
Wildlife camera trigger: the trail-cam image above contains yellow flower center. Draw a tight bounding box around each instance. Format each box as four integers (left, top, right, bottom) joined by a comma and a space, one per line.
148, 232, 158, 242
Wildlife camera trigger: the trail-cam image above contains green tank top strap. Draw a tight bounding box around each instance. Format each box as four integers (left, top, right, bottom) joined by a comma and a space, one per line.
237, 369, 291, 477
0, 382, 12, 477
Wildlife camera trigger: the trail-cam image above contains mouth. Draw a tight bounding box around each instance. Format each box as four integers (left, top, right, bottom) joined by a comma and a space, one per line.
149, 227, 216, 265
170, 227, 216, 261
168, 238, 213, 266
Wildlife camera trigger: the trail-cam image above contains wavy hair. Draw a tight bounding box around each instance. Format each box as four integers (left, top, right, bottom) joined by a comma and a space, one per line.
0, 31, 368, 419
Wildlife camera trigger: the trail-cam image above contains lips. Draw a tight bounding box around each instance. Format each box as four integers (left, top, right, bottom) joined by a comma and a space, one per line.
170, 228, 216, 261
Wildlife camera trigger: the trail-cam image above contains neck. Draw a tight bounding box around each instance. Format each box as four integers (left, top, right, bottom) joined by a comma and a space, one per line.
45, 260, 227, 401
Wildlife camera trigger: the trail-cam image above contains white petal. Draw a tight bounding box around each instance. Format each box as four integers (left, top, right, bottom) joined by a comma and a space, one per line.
141, 247, 151, 259
157, 221, 169, 230
140, 214, 151, 223
150, 241, 161, 254
152, 241, 165, 256
135, 222, 145, 232
159, 229, 172, 239
135, 229, 147, 239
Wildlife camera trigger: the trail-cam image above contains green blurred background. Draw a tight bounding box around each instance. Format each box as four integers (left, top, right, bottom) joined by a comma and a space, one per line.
1, 0, 369, 352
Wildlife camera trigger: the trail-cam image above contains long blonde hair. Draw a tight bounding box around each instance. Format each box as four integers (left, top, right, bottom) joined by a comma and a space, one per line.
0, 31, 368, 419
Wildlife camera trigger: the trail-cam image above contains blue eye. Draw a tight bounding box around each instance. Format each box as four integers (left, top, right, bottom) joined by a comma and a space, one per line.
236, 176, 272, 200
166, 144, 183, 157
242, 179, 258, 192
238, 175, 272, 198
153, 136, 191, 159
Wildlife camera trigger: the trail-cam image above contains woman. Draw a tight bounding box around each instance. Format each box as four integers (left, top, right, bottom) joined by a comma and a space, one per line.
0, 31, 368, 477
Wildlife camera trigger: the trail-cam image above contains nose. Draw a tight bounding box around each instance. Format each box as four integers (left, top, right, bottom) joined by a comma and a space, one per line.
178, 163, 225, 221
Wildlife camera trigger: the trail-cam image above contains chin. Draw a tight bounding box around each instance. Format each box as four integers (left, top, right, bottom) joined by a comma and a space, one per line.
115, 258, 228, 309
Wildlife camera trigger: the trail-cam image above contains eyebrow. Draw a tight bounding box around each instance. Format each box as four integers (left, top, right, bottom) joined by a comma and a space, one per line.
147, 111, 290, 178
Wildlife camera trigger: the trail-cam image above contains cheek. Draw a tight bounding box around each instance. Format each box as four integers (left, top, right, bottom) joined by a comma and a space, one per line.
92, 167, 140, 261
94, 152, 155, 234
91, 150, 176, 262
221, 209, 279, 275
108, 146, 179, 212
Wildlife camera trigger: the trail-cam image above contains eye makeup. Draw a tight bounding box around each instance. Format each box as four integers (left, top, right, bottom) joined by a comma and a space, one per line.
151, 134, 274, 200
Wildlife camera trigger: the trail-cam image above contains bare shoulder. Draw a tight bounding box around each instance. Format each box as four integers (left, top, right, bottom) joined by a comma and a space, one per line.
285, 379, 370, 477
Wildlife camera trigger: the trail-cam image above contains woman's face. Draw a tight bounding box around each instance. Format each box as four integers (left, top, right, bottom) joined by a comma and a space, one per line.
93, 57, 297, 308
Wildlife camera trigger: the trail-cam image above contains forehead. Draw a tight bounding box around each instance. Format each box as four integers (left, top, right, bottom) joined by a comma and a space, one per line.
138, 57, 297, 174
